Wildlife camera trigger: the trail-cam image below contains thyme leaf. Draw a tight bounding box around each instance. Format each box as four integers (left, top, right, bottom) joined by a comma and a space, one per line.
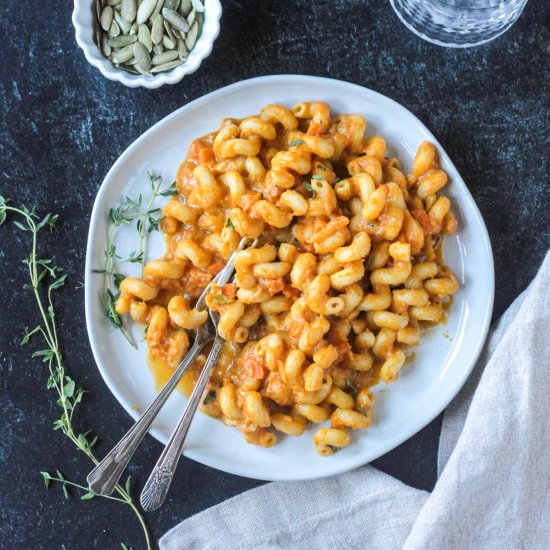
160, 181, 178, 197
305, 181, 316, 197
288, 139, 304, 147
96, 172, 174, 348
346, 378, 358, 397
203, 390, 217, 405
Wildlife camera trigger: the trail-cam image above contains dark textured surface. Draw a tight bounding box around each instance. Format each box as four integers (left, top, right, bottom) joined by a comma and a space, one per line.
1, 0, 549, 548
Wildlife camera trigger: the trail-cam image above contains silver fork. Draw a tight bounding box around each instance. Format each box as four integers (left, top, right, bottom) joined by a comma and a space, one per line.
87, 237, 251, 496
139, 273, 229, 511
139, 237, 262, 511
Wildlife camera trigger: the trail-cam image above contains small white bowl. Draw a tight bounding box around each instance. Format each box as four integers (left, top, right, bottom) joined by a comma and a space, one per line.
72, 0, 222, 89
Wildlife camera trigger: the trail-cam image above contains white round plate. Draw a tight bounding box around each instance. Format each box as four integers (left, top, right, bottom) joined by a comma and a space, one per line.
85, 75, 494, 481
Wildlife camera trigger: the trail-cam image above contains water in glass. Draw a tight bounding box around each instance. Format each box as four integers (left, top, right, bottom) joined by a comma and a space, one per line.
389, 0, 529, 48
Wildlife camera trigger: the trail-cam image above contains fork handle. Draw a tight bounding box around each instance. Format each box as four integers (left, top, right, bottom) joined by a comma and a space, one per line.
87, 337, 211, 496
140, 335, 225, 512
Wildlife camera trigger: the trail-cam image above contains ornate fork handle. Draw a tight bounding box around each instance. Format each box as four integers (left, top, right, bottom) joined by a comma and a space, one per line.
87, 334, 213, 496
140, 335, 225, 511
87, 238, 252, 496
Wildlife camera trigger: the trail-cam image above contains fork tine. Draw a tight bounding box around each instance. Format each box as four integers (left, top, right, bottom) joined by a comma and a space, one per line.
138, 237, 261, 509
194, 237, 255, 310
86, 238, 254, 496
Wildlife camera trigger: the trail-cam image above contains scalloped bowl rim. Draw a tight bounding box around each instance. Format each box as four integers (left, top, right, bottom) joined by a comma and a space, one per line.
72, 0, 222, 89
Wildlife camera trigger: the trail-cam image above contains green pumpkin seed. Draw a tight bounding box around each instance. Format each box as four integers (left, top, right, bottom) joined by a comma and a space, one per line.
100, 6, 114, 31
151, 13, 164, 44
108, 20, 120, 37
94, 24, 103, 48
162, 8, 189, 33
121, 64, 140, 74
102, 35, 112, 57
138, 24, 153, 52
114, 10, 132, 33
133, 42, 152, 71
94, 23, 102, 47
137, 0, 157, 24
164, 20, 176, 42
151, 59, 183, 73
121, 0, 137, 23
178, 0, 192, 17
152, 49, 179, 65
95, 0, 203, 76
107, 34, 137, 47
162, 35, 175, 49
184, 21, 198, 50
176, 37, 188, 59
113, 43, 135, 63
196, 11, 203, 35
150, 0, 165, 20
136, 65, 153, 77
191, 0, 204, 13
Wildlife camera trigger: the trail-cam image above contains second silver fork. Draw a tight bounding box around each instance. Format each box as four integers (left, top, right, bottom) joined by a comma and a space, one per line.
139, 242, 257, 510
139, 291, 226, 511
87, 238, 251, 496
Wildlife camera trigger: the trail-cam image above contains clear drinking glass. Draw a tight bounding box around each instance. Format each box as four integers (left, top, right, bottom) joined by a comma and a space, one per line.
388, 0, 529, 48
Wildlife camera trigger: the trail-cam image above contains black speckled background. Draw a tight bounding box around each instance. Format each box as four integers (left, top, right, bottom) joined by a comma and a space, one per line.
1, 0, 549, 548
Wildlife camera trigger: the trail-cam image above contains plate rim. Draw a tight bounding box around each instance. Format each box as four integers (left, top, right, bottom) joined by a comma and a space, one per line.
84, 74, 495, 481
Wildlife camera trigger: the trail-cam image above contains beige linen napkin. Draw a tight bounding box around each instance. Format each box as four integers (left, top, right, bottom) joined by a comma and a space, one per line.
160, 251, 550, 550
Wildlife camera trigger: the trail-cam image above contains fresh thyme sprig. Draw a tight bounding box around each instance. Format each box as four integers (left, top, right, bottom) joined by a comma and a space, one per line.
94, 172, 176, 347
0, 196, 151, 550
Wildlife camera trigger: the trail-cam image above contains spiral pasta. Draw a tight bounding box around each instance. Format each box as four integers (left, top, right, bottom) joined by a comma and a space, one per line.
115, 102, 459, 455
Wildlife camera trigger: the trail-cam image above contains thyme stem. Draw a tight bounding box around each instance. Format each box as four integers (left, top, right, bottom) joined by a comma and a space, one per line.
0, 198, 151, 550
96, 172, 174, 349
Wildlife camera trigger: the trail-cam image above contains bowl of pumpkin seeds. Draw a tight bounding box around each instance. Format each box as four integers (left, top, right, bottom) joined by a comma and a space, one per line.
73, 0, 222, 88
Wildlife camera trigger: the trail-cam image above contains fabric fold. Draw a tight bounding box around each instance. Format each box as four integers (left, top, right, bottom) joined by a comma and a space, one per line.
406, 251, 550, 549
161, 467, 428, 550
161, 251, 550, 550
437, 289, 527, 473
